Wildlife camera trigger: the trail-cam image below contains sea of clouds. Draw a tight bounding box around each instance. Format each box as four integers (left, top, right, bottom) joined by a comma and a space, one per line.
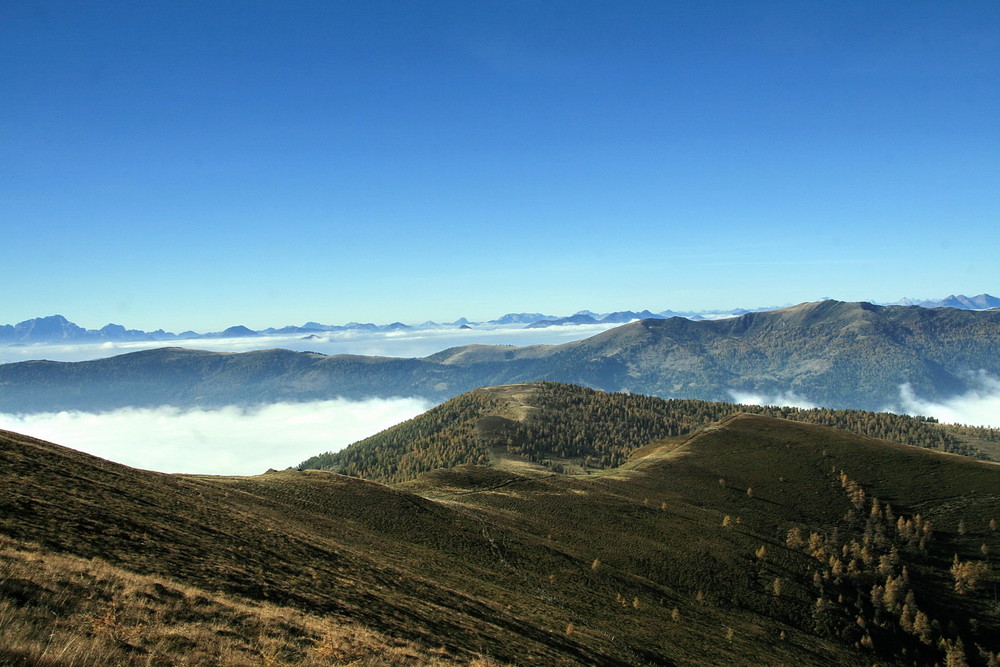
6, 377, 996, 478
0, 322, 622, 364
0, 398, 432, 476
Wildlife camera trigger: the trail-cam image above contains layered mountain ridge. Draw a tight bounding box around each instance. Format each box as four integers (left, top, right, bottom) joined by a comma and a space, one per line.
3, 300, 1000, 413
2, 294, 996, 344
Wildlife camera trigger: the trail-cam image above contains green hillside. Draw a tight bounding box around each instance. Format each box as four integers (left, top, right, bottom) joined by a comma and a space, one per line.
300, 382, 999, 482
2, 389, 999, 665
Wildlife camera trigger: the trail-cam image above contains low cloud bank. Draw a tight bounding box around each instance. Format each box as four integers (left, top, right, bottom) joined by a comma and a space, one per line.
0, 323, 623, 364
891, 371, 1000, 428
729, 373, 1000, 428
0, 397, 432, 476
727, 390, 818, 410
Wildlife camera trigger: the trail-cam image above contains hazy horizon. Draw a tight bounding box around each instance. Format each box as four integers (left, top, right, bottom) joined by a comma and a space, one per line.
0, 321, 625, 364
0, 301, 771, 335
0, 289, 996, 348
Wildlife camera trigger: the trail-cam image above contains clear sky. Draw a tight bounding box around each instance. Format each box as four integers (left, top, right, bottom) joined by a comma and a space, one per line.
3, 1, 999, 332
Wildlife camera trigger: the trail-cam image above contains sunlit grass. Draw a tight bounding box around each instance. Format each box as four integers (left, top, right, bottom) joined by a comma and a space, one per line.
0, 535, 467, 666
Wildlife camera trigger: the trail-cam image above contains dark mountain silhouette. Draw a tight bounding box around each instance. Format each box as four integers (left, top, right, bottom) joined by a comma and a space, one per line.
525, 313, 601, 327
488, 312, 558, 324
218, 325, 260, 338
0, 315, 178, 344
0, 314, 89, 343
527, 309, 668, 327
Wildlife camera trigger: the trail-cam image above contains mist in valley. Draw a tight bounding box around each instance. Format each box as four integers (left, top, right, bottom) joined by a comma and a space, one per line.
0, 397, 431, 476
4, 370, 999, 478
0, 321, 623, 365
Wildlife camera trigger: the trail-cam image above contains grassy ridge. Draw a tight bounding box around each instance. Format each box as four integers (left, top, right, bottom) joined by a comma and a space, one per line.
414, 414, 1000, 665
300, 382, 999, 483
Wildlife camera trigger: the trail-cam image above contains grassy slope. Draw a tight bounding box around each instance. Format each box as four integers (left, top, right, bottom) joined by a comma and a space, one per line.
3, 408, 999, 665
0, 535, 442, 667
411, 415, 1000, 665
0, 429, 625, 665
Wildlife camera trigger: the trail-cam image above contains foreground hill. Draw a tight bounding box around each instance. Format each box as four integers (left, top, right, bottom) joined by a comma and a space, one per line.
300, 382, 1000, 481
2, 301, 1000, 413
2, 396, 999, 665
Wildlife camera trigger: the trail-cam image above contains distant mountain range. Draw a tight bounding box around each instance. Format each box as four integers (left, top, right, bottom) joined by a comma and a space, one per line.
3, 300, 999, 414
0, 314, 422, 346
0, 309, 768, 345
896, 293, 1000, 310
2, 293, 997, 345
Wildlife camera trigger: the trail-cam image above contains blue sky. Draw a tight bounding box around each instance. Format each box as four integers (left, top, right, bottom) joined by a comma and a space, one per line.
3, 1, 999, 332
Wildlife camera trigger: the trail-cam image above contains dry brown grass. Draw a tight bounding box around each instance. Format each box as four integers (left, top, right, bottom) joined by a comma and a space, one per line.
0, 534, 463, 666
4, 411, 998, 666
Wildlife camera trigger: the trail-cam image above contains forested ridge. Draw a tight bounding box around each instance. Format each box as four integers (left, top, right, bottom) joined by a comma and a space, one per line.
299, 382, 999, 483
